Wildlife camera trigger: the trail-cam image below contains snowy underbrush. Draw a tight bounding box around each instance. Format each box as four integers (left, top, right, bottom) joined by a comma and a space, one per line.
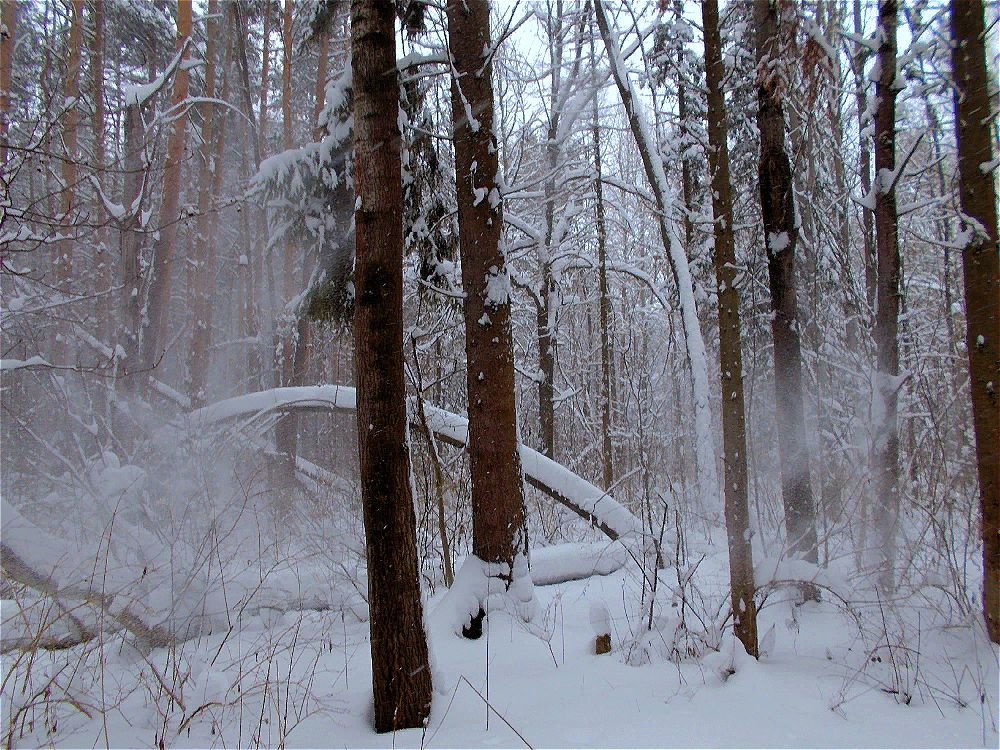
3, 545, 995, 748
1, 415, 374, 747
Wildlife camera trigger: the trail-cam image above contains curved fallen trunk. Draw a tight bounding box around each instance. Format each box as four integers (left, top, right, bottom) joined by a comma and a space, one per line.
188, 385, 644, 542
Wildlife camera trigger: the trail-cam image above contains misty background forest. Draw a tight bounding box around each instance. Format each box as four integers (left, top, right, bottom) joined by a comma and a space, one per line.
1, 0, 998, 747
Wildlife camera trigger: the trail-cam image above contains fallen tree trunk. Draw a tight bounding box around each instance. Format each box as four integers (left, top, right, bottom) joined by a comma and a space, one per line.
188, 385, 645, 541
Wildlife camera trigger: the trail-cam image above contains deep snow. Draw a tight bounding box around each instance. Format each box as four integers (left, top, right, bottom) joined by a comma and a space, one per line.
3, 538, 996, 749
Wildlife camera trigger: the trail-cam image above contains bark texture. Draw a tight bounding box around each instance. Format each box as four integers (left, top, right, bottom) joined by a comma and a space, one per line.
90, 0, 111, 340
950, 0, 1000, 644
0, 0, 15, 165
56, 0, 84, 295
872, 0, 902, 593
350, 0, 433, 730
447, 0, 528, 633
702, 0, 758, 658
589, 17, 614, 491
143, 0, 192, 372
752, 0, 818, 565
187, 0, 226, 408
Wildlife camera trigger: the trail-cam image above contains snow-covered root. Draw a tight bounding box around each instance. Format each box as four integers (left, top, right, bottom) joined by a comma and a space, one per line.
432, 554, 538, 637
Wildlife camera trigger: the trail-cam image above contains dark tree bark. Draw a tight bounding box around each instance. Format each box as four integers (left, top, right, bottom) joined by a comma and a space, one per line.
702, 0, 758, 658
56, 0, 84, 299
117, 102, 146, 392
350, 0, 432, 730
752, 0, 818, 566
536, 2, 565, 461
447, 0, 529, 637
589, 15, 613, 492
950, 0, 1000, 644
872, 0, 902, 593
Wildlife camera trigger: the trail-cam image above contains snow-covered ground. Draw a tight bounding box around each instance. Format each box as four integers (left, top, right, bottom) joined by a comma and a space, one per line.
4, 537, 996, 749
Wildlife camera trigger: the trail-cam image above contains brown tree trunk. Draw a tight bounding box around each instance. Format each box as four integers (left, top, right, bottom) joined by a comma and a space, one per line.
56, 0, 84, 297
350, 0, 432, 731
0, 0, 15, 166
872, 0, 902, 593
90, 0, 111, 341
118, 102, 146, 391
950, 0, 1000, 644
447, 0, 529, 637
752, 0, 818, 566
142, 0, 193, 373
702, 0, 758, 658
589, 18, 613, 492
186, 0, 224, 408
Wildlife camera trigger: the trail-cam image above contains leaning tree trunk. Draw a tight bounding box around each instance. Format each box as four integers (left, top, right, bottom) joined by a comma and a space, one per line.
447, 0, 530, 639
872, 0, 902, 593
702, 0, 758, 658
950, 0, 1000, 645
595, 0, 721, 512
142, 0, 192, 373
350, 0, 433, 731
752, 0, 818, 568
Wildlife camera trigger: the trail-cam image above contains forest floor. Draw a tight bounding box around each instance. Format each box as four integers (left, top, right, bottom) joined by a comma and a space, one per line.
3, 529, 997, 749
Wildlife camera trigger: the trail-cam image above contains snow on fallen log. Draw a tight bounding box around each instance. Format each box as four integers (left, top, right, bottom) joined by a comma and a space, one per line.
189, 386, 645, 542
529, 541, 628, 586
1, 496, 366, 651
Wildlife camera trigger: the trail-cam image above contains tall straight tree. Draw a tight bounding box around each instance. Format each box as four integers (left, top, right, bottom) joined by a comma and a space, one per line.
186, 0, 225, 408
950, 0, 999, 644
56, 0, 84, 294
447, 0, 529, 637
702, 0, 758, 658
872, 0, 902, 592
274, 0, 299, 489
752, 0, 818, 567
90, 0, 111, 340
350, 0, 432, 730
0, 0, 15, 166
143, 0, 193, 372
589, 13, 614, 492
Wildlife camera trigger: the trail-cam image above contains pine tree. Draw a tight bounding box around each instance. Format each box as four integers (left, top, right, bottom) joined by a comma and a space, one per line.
447, 0, 529, 638
350, 0, 433, 730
